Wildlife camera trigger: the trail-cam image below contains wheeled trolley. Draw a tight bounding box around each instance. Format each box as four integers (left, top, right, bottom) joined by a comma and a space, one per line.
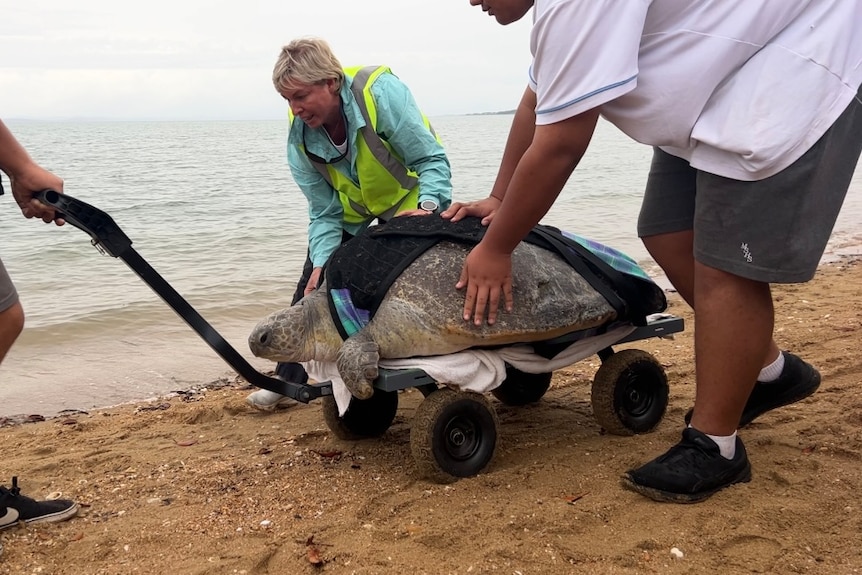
320, 316, 682, 483
37, 190, 683, 484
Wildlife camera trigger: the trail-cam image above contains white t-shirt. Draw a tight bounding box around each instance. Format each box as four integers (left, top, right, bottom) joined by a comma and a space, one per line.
529, 0, 862, 181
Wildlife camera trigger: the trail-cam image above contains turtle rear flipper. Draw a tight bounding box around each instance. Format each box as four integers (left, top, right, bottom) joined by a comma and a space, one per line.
336, 331, 379, 399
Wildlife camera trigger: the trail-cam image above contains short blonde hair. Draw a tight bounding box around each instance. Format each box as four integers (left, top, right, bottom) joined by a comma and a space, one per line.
272, 37, 344, 93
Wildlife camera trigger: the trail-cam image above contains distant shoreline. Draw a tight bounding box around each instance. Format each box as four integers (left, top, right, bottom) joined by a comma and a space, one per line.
466, 110, 516, 116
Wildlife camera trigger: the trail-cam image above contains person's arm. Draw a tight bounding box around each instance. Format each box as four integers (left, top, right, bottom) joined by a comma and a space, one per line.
459, 107, 600, 325
370, 74, 452, 212
456, 1, 647, 324
0, 120, 64, 225
0, 121, 32, 178
442, 86, 538, 224
287, 143, 344, 293
482, 109, 599, 255
488, 86, 537, 203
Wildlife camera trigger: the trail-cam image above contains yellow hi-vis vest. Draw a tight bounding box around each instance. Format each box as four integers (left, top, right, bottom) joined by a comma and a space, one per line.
297, 65, 439, 224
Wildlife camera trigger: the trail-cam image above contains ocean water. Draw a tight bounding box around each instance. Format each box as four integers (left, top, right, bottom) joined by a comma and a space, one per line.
2, 116, 861, 417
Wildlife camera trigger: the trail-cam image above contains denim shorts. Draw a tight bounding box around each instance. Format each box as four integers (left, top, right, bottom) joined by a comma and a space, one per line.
638, 84, 862, 283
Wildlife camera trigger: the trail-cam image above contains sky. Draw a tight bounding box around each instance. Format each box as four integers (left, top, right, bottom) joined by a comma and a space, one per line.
1, 1, 533, 121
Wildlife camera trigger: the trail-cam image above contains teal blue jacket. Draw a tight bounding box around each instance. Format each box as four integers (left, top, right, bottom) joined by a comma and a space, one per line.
286, 70, 452, 267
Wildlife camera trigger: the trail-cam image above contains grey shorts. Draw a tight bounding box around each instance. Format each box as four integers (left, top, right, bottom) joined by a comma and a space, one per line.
0, 256, 19, 313
638, 84, 862, 283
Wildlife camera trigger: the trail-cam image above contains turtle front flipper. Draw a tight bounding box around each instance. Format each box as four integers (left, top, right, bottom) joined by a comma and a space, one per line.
336, 331, 379, 400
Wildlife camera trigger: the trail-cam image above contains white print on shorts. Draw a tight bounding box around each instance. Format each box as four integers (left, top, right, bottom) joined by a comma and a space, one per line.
740, 243, 753, 263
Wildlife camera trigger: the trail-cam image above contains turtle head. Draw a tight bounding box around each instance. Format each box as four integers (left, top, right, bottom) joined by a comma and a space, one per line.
248, 301, 314, 363
248, 288, 342, 363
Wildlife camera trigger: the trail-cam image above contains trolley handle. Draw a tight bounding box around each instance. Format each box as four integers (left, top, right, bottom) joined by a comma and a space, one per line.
34, 189, 133, 258
33, 189, 329, 402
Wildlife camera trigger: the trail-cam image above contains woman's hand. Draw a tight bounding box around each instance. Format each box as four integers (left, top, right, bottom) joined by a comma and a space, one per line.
303, 267, 324, 296
440, 196, 502, 226
394, 208, 435, 217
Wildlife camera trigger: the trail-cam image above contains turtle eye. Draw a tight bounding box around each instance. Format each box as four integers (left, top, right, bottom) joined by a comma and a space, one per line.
256, 330, 271, 345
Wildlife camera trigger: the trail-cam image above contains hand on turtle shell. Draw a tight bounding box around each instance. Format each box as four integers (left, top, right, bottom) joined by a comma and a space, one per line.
456, 242, 513, 325
440, 196, 501, 226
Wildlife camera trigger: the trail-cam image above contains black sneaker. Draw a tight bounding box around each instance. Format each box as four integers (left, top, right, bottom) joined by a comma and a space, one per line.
0, 477, 79, 530
684, 352, 821, 427
621, 428, 752, 503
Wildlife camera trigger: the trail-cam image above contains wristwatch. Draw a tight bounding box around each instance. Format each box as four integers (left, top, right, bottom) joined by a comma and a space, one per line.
419, 199, 439, 213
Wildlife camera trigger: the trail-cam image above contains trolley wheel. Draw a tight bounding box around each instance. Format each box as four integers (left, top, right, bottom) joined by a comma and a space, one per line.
491, 365, 552, 406
590, 349, 668, 436
410, 388, 499, 484
321, 390, 399, 440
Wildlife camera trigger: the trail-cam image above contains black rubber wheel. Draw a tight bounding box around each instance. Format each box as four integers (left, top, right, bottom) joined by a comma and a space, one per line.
410, 388, 499, 484
590, 349, 668, 436
321, 390, 398, 440
491, 365, 552, 406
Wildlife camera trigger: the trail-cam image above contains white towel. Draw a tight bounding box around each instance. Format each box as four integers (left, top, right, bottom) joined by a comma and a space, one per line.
304, 324, 636, 416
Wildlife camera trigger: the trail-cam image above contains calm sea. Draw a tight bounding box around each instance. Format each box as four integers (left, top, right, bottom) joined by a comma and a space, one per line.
3, 116, 861, 417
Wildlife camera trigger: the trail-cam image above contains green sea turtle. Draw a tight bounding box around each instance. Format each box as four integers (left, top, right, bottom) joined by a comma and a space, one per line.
248, 218, 664, 400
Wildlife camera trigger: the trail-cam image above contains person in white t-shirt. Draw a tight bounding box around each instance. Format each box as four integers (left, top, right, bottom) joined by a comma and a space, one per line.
442, 0, 862, 502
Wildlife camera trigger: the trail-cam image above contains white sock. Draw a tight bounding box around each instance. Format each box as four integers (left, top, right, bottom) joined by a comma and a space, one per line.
691, 424, 737, 459
758, 352, 785, 383
705, 431, 737, 459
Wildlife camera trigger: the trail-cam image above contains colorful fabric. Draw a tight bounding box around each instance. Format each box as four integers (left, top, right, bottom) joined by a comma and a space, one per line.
329, 287, 370, 337
560, 231, 652, 282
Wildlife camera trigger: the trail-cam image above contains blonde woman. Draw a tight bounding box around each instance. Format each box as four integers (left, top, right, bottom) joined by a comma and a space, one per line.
247, 37, 452, 410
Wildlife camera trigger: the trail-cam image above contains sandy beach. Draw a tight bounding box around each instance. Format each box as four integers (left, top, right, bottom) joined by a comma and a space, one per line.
1, 258, 861, 575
